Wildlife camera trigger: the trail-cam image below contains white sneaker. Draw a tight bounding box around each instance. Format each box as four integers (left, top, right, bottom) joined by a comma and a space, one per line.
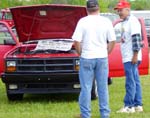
117, 106, 135, 113
135, 106, 143, 112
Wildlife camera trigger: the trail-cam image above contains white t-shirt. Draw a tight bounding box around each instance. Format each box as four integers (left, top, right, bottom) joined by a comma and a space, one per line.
72, 15, 116, 59
120, 15, 142, 63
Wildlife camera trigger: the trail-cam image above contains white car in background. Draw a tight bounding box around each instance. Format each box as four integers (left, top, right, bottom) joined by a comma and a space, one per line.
100, 13, 119, 22
131, 10, 150, 38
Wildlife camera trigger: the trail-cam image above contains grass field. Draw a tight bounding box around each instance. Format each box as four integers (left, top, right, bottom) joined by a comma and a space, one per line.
0, 75, 150, 118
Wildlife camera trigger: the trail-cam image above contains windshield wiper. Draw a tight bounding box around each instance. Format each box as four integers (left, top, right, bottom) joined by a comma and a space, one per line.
23, 40, 38, 44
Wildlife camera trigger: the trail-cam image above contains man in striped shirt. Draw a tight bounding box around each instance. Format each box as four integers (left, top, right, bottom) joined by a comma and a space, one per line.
114, 0, 143, 113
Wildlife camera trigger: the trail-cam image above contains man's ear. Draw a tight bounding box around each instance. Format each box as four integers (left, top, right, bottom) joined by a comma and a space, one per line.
127, 8, 130, 12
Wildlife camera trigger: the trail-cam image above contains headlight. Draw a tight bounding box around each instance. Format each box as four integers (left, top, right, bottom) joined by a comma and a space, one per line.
75, 59, 80, 71
6, 61, 16, 72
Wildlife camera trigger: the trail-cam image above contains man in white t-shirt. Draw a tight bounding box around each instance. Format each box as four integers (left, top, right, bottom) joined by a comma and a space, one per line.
114, 0, 143, 113
72, 0, 116, 118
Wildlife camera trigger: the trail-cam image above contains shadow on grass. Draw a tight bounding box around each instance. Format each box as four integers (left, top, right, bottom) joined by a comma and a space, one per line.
8, 93, 79, 103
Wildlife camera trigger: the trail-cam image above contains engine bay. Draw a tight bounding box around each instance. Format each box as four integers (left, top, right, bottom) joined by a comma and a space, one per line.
14, 39, 75, 55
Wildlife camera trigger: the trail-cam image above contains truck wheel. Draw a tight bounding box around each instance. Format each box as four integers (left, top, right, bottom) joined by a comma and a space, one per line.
91, 80, 98, 100
6, 84, 23, 101
91, 77, 112, 100
7, 93, 23, 101
108, 77, 113, 85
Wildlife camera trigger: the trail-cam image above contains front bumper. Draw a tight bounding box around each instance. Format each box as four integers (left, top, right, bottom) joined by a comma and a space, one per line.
1, 72, 80, 94
1, 72, 79, 83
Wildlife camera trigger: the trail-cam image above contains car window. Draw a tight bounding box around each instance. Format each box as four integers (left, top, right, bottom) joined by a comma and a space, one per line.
0, 23, 14, 45
0, 13, 2, 20
144, 19, 150, 26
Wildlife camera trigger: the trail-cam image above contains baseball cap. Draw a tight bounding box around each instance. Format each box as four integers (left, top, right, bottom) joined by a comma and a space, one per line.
114, 0, 130, 10
86, 0, 99, 9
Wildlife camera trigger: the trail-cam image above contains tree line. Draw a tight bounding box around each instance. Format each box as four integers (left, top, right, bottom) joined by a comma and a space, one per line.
1, 0, 150, 12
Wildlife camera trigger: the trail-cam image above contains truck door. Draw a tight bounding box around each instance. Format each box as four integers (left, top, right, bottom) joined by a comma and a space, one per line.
109, 18, 149, 77
0, 21, 18, 76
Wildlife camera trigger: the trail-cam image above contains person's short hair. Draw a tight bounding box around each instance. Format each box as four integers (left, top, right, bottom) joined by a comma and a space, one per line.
86, 0, 99, 12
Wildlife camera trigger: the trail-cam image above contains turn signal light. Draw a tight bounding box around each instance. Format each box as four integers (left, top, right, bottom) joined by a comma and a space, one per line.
75, 65, 80, 71
6, 66, 16, 72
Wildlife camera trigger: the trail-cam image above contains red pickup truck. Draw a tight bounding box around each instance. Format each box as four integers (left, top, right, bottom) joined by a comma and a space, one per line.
0, 4, 149, 101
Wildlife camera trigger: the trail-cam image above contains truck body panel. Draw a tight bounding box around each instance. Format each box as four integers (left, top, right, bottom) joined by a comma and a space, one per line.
0, 21, 18, 75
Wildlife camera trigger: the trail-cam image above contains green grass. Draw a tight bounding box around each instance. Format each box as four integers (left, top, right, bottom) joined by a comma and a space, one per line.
0, 75, 150, 118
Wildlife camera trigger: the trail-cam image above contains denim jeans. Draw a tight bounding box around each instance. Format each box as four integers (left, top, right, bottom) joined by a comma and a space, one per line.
79, 57, 110, 118
123, 61, 142, 107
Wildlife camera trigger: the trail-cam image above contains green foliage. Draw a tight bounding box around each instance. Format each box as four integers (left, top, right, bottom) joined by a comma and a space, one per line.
50, 0, 69, 4
108, 0, 118, 12
99, 0, 110, 12
1, 0, 9, 8
108, 0, 150, 11
49, 0, 85, 5
1, 0, 150, 12
130, 0, 150, 10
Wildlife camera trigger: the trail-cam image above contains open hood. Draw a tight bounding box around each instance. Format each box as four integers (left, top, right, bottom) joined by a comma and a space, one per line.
10, 4, 87, 42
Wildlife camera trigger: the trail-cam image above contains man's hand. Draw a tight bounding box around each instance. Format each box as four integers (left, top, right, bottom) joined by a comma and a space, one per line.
74, 41, 81, 55
107, 41, 115, 54
132, 52, 138, 64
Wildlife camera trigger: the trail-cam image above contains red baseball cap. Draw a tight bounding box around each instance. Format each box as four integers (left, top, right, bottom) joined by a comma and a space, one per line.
114, 0, 130, 10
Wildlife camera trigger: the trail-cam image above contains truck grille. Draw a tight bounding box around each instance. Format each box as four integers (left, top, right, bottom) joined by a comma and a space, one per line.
10, 58, 78, 73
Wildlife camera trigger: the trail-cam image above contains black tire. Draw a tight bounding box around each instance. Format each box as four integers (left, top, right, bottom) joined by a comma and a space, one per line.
108, 77, 113, 85
91, 77, 112, 100
6, 84, 23, 101
148, 36, 150, 47
91, 80, 98, 100
7, 92, 23, 101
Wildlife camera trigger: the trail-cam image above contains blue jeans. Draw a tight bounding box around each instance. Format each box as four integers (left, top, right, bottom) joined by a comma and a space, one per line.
123, 61, 142, 107
79, 57, 110, 118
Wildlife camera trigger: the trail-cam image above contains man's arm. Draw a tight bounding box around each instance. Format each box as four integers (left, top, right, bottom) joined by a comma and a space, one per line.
132, 33, 142, 64
107, 41, 115, 54
74, 41, 81, 55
